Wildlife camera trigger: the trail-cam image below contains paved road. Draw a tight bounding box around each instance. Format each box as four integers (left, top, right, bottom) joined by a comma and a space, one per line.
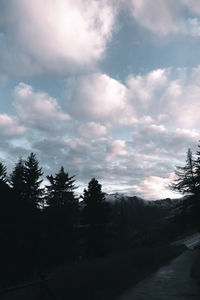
117, 250, 200, 300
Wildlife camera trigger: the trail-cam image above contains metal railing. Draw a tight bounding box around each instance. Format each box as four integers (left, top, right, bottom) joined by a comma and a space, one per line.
0, 275, 56, 299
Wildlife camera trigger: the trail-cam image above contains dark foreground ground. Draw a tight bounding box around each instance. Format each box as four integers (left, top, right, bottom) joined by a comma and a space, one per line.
117, 249, 200, 300
1, 244, 185, 300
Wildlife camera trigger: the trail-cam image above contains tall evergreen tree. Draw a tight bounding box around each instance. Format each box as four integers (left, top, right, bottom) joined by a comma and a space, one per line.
194, 142, 200, 195
10, 153, 43, 208
0, 161, 7, 183
82, 178, 110, 257
9, 154, 43, 275
46, 166, 77, 209
0, 163, 17, 286
170, 149, 197, 195
8, 156, 40, 282
10, 158, 26, 199
45, 167, 78, 264
82, 178, 109, 225
23, 153, 43, 273
24, 153, 43, 208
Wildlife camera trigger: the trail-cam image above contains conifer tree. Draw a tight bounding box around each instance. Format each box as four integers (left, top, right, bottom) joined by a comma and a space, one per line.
10, 158, 26, 199
82, 178, 109, 225
46, 166, 77, 209
170, 149, 197, 195
10, 154, 43, 208
82, 178, 110, 257
24, 153, 43, 208
45, 167, 78, 263
0, 161, 7, 183
9, 155, 43, 278
194, 142, 200, 195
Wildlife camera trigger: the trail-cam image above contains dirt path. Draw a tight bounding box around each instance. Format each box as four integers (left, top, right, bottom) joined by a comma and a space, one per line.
117, 249, 200, 300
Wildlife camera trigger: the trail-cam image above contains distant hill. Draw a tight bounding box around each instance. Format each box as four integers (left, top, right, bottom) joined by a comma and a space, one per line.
105, 192, 192, 220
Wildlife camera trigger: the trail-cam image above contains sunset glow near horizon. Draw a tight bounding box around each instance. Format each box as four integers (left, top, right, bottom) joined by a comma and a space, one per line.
1, 0, 200, 199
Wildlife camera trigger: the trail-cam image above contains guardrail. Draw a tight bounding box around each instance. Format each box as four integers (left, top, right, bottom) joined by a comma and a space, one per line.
0, 276, 56, 299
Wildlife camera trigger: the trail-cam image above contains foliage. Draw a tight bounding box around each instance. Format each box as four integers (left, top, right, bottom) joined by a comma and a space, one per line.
194, 143, 200, 194
0, 145, 199, 289
24, 153, 43, 208
45, 167, 79, 264
46, 166, 77, 208
7, 154, 43, 284
82, 178, 110, 225
10, 158, 26, 199
0, 161, 7, 182
81, 178, 110, 257
10, 153, 43, 208
170, 149, 198, 195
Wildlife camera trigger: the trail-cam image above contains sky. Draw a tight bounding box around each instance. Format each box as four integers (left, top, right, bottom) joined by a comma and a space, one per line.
1, 0, 200, 200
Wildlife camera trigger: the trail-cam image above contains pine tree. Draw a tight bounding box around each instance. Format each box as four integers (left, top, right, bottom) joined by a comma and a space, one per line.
10, 154, 43, 207
9, 155, 43, 279
45, 167, 78, 264
82, 178, 110, 257
194, 142, 200, 195
170, 149, 197, 195
24, 153, 43, 208
10, 158, 26, 199
46, 166, 77, 209
82, 178, 109, 225
0, 161, 7, 183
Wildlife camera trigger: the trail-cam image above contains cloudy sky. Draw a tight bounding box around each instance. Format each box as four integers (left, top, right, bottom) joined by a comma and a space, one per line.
1, 0, 200, 199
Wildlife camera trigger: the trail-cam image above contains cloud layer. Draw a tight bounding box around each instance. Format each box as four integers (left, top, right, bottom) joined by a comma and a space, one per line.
1, 0, 200, 78
69, 73, 136, 125
128, 0, 182, 35
1, 2, 200, 199
0, 0, 115, 75
13, 83, 70, 131
1, 66, 200, 199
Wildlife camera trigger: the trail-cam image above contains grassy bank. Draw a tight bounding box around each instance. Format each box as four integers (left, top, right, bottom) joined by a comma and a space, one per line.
2, 244, 186, 300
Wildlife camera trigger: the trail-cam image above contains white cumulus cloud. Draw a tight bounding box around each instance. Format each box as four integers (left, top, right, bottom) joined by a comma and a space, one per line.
0, 113, 26, 135
77, 122, 108, 139
127, 69, 168, 105
0, 0, 115, 75
13, 83, 70, 130
69, 73, 136, 124
127, 0, 182, 35
133, 174, 177, 199
106, 139, 127, 161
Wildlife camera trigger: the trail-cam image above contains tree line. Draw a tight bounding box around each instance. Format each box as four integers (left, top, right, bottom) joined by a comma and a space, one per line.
1, 145, 200, 287
0, 153, 111, 286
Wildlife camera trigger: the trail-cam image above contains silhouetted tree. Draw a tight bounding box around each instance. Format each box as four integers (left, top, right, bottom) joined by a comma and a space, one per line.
45, 167, 79, 264
10, 154, 43, 207
82, 178, 110, 257
170, 149, 197, 195
46, 166, 77, 208
0, 161, 7, 183
190, 143, 200, 225
24, 153, 43, 209
170, 148, 200, 231
194, 142, 200, 195
10, 158, 26, 200
0, 175, 16, 285
9, 154, 43, 279
82, 178, 109, 225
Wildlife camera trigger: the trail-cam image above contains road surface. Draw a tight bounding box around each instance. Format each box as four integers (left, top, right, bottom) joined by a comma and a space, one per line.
117, 248, 200, 300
